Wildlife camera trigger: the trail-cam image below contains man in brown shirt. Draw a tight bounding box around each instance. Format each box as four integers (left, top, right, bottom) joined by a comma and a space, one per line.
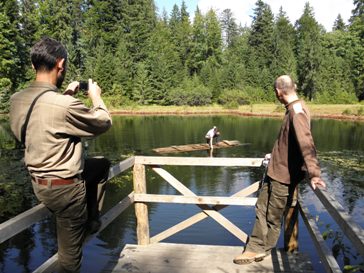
233, 75, 326, 264
10, 37, 112, 272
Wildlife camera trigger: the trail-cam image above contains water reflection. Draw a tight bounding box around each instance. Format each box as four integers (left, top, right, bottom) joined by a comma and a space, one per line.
0, 115, 363, 272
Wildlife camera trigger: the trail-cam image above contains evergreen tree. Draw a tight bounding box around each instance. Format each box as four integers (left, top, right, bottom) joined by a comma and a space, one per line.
201, 9, 223, 98
316, 30, 356, 103
132, 62, 153, 104
19, 0, 39, 82
271, 7, 297, 79
333, 14, 346, 31
349, 0, 364, 98
295, 2, 323, 100
146, 19, 183, 104
82, 0, 122, 49
169, 4, 180, 32
0, 0, 23, 88
35, 0, 82, 82
187, 7, 206, 75
220, 9, 239, 48
249, 0, 274, 64
169, 1, 191, 69
205, 9, 222, 63
121, 0, 157, 63
246, 0, 275, 90
84, 39, 116, 94
113, 35, 134, 98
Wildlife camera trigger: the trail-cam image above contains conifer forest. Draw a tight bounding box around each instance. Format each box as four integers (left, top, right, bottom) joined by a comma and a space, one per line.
0, 0, 364, 110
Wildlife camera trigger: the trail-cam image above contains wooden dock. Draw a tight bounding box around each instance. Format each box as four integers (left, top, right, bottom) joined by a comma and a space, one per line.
104, 243, 315, 273
153, 140, 244, 154
1, 156, 363, 273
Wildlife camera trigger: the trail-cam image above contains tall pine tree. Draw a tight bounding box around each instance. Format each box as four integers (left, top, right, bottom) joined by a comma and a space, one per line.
349, 0, 364, 98
245, 0, 275, 91
271, 7, 297, 79
295, 2, 323, 100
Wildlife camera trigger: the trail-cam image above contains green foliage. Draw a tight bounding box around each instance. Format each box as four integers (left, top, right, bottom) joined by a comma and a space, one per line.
167, 76, 212, 106
271, 7, 297, 79
1, 0, 364, 109
322, 224, 364, 273
333, 14, 347, 31
102, 84, 135, 109
220, 9, 239, 48
295, 3, 323, 101
316, 90, 357, 104
132, 62, 154, 105
342, 107, 364, 116
218, 89, 250, 105
0, 78, 12, 112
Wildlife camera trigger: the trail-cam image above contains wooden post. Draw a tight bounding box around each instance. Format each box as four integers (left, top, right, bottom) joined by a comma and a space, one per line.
284, 188, 299, 252
133, 163, 150, 245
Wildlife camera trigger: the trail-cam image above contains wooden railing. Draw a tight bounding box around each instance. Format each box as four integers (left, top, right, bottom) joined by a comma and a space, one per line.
0, 156, 363, 273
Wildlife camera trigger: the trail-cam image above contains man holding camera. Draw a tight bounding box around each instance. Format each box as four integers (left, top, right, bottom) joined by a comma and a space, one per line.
10, 37, 112, 273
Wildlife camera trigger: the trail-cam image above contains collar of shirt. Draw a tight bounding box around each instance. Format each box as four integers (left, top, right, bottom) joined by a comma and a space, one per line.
29, 81, 58, 92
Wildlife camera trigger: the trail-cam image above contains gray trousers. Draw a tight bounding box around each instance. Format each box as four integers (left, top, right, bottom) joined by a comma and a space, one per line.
32, 157, 110, 273
245, 178, 295, 254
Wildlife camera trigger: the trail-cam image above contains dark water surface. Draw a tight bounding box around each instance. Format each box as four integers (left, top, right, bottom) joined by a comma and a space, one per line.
0, 115, 363, 273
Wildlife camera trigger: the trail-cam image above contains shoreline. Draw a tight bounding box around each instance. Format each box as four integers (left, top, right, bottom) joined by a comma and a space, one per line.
109, 104, 364, 121
1, 104, 364, 121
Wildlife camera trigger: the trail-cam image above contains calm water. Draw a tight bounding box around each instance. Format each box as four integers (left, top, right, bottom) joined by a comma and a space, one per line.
0, 115, 363, 273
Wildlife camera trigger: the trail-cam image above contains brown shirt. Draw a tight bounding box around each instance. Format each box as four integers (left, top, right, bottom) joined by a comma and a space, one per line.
267, 100, 321, 184
10, 82, 112, 179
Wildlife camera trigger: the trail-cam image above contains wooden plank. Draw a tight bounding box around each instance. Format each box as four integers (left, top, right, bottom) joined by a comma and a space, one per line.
151, 167, 248, 242
135, 156, 263, 167
150, 181, 260, 244
0, 204, 51, 244
313, 186, 364, 257
133, 164, 150, 245
108, 157, 135, 180
153, 140, 243, 154
33, 193, 135, 273
284, 188, 299, 252
104, 243, 315, 273
134, 193, 257, 206
299, 201, 342, 273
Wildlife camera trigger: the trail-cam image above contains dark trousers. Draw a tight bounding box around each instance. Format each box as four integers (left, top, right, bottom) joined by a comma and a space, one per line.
245, 178, 295, 254
32, 157, 110, 273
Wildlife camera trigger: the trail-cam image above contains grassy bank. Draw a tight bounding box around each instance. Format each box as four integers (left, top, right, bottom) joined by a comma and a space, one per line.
109, 103, 364, 120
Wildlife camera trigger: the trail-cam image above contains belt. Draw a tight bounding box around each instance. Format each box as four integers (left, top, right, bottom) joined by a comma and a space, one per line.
32, 176, 79, 186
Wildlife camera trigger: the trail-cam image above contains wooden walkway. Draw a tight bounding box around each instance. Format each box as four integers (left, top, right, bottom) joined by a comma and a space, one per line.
153, 140, 244, 154
104, 243, 315, 273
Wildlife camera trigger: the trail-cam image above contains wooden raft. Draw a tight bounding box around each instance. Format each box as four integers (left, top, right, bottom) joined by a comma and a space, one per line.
104, 243, 315, 273
153, 140, 243, 154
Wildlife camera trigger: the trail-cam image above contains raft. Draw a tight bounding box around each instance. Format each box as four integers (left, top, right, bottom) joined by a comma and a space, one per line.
153, 140, 244, 154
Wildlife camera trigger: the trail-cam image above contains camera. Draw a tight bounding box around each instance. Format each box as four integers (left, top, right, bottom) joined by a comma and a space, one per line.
79, 81, 88, 92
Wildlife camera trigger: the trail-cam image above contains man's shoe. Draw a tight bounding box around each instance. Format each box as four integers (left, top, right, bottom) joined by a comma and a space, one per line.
233, 251, 267, 265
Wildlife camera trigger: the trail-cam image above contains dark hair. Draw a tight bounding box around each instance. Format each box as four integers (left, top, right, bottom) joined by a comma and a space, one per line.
30, 37, 67, 72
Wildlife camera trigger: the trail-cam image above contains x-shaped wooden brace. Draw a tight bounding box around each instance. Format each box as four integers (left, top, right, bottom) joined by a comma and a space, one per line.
149, 166, 260, 244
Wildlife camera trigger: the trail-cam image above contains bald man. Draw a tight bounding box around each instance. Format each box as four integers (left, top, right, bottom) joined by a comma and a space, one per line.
233, 75, 325, 265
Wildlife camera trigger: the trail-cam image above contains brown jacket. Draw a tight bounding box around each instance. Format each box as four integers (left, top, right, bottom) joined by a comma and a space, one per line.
267, 100, 321, 184
10, 81, 112, 179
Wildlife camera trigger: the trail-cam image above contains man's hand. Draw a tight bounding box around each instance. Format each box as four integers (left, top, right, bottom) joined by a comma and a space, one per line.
87, 79, 102, 99
310, 176, 326, 190
63, 81, 79, 96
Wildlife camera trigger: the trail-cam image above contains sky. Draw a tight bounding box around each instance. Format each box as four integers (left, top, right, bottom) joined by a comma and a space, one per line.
154, 0, 355, 32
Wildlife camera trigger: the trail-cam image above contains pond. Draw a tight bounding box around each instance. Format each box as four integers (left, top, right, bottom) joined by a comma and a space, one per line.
0, 115, 363, 273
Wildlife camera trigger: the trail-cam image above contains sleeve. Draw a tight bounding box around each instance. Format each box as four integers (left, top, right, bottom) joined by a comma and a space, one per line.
292, 112, 321, 178
65, 99, 112, 137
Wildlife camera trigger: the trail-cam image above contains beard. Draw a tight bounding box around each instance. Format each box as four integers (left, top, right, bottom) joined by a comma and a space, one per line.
56, 69, 66, 89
